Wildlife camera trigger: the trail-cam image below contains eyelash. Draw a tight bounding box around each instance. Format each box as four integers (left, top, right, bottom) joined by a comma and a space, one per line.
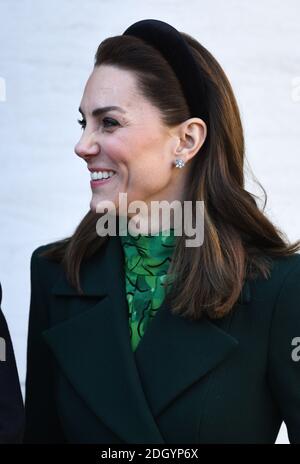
77, 117, 119, 130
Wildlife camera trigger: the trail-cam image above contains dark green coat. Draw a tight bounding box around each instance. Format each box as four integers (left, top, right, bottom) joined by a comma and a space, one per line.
23, 235, 300, 444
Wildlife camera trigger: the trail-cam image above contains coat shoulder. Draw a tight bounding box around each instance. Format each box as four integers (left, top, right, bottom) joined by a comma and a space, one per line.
30, 240, 68, 292
251, 252, 300, 295
247, 252, 300, 330
31, 240, 67, 262
269, 252, 300, 275
270, 252, 300, 306
267, 253, 300, 300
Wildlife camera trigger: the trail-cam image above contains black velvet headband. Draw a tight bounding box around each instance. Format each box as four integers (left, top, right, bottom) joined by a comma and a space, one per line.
123, 19, 209, 125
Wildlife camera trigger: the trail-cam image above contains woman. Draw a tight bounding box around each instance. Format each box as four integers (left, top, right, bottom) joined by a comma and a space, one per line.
24, 19, 300, 444
0, 283, 24, 443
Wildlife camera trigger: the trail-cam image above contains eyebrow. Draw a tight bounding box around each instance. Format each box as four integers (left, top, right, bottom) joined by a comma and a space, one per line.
78, 105, 126, 117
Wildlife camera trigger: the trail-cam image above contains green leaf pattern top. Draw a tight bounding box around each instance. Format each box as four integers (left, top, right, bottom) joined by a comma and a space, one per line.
120, 228, 176, 351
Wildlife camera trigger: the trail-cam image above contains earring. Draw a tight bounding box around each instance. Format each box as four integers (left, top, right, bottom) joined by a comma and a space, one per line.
175, 158, 185, 168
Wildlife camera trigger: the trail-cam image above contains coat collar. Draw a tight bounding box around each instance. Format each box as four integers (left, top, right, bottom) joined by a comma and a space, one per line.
43, 234, 249, 443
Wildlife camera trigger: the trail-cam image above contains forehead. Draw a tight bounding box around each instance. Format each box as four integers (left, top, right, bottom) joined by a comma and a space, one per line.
81, 65, 139, 110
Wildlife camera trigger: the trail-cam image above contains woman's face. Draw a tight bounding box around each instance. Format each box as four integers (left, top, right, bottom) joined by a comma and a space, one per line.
74, 65, 203, 221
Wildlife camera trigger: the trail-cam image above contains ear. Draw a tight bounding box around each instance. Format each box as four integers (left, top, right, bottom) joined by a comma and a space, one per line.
173, 117, 207, 163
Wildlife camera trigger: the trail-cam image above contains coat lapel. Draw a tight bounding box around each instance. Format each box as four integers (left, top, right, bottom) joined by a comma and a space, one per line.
43, 234, 246, 443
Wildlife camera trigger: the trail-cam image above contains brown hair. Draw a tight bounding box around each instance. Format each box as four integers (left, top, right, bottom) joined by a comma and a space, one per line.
39, 31, 300, 319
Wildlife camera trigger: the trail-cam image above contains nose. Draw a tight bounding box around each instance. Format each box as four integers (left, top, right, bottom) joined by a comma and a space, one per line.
74, 131, 100, 161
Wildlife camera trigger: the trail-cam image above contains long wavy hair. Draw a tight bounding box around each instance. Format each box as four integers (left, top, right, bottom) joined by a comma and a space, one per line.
39, 31, 300, 319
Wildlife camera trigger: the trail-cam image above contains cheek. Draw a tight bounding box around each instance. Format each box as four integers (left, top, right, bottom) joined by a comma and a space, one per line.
127, 157, 171, 195
108, 131, 172, 192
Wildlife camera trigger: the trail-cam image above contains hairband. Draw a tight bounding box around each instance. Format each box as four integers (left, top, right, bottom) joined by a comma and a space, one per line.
122, 19, 209, 126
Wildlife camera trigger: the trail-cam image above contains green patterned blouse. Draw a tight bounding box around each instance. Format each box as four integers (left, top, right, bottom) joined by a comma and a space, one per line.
120, 228, 176, 352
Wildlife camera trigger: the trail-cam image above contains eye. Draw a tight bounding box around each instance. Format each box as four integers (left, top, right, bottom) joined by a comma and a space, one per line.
77, 117, 119, 130
102, 117, 119, 128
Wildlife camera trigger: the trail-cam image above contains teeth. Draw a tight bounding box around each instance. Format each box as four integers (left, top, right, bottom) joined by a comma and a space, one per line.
90, 170, 115, 181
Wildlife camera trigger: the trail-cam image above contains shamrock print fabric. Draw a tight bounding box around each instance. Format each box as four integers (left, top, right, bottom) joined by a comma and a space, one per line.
120, 228, 176, 351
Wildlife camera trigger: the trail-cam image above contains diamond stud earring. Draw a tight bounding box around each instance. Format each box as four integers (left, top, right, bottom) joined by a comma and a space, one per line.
175, 158, 185, 168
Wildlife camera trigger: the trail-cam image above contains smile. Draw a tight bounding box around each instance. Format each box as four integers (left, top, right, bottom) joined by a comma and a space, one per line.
90, 171, 117, 188
90, 170, 115, 180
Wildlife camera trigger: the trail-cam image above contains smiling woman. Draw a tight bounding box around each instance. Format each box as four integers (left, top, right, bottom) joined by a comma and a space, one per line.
23, 19, 300, 444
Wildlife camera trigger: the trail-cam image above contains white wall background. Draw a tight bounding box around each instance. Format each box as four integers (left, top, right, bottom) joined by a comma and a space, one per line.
0, 0, 299, 444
